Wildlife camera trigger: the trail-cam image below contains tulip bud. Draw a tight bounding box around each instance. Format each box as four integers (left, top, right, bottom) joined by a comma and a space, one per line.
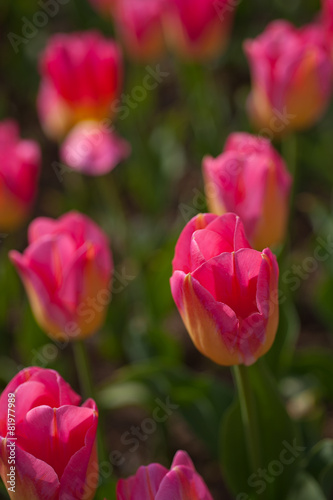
244, 21, 333, 133
165, 0, 235, 61
114, 0, 167, 61
0, 120, 40, 231
37, 31, 123, 140
88, 0, 115, 16
0, 367, 98, 500
9, 211, 113, 342
203, 133, 292, 250
170, 213, 279, 366
60, 120, 131, 175
117, 450, 213, 500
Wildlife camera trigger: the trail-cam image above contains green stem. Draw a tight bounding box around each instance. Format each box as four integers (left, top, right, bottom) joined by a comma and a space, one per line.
232, 365, 262, 475
73, 340, 108, 464
73, 340, 95, 400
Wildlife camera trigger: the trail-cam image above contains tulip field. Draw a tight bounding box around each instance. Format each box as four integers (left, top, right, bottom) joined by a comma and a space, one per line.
2, 0, 333, 499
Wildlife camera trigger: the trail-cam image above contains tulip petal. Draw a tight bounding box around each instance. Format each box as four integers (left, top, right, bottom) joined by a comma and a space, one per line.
0, 437, 60, 500
156, 465, 213, 500
171, 270, 241, 365
117, 464, 169, 500
172, 214, 218, 274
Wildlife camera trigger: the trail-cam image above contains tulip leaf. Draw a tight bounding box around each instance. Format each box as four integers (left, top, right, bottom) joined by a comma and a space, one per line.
291, 349, 333, 400
305, 439, 333, 497
286, 472, 326, 500
220, 360, 300, 500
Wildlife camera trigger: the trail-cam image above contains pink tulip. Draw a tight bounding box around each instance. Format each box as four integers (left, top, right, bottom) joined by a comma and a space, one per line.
38, 31, 122, 140
203, 133, 292, 250
0, 120, 40, 231
60, 120, 131, 175
170, 213, 279, 366
117, 450, 213, 500
9, 211, 113, 341
0, 367, 98, 500
244, 20, 333, 133
165, 0, 235, 60
114, 0, 167, 61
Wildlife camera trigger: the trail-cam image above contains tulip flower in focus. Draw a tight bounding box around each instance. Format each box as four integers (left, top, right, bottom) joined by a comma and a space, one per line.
166, 0, 235, 61
170, 213, 279, 366
0, 367, 98, 500
0, 120, 40, 231
117, 450, 213, 500
114, 0, 167, 61
244, 21, 333, 133
38, 31, 122, 140
203, 133, 292, 250
10, 211, 113, 342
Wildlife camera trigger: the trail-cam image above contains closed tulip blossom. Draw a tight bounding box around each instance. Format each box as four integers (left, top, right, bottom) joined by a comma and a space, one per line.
0, 120, 40, 231
0, 367, 98, 500
10, 211, 113, 342
170, 213, 279, 366
117, 450, 213, 500
244, 21, 333, 133
37, 31, 122, 140
166, 0, 235, 60
114, 0, 167, 61
203, 133, 292, 250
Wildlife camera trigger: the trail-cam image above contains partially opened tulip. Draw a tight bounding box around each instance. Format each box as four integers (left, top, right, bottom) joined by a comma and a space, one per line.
117, 450, 213, 500
245, 21, 333, 133
38, 31, 122, 140
170, 213, 279, 366
0, 367, 98, 500
9, 211, 113, 342
114, 0, 167, 61
60, 120, 131, 175
0, 120, 40, 231
166, 0, 235, 61
203, 133, 292, 250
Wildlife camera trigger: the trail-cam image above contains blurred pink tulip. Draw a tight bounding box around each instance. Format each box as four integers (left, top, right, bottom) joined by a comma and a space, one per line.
244, 20, 333, 133
165, 0, 235, 60
38, 31, 122, 139
170, 213, 279, 366
10, 211, 113, 341
60, 120, 131, 175
203, 133, 292, 250
114, 0, 167, 61
117, 450, 213, 500
0, 120, 40, 231
0, 367, 98, 500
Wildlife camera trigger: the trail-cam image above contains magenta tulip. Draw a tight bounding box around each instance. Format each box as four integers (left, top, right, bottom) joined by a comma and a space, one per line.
0, 367, 98, 500
165, 0, 235, 60
0, 120, 40, 231
244, 20, 333, 133
203, 132, 292, 250
10, 211, 113, 342
170, 213, 279, 366
117, 450, 213, 500
38, 31, 122, 140
114, 0, 167, 61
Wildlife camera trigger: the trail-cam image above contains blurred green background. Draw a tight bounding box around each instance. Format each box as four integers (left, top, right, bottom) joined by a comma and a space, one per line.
1, 0, 333, 498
